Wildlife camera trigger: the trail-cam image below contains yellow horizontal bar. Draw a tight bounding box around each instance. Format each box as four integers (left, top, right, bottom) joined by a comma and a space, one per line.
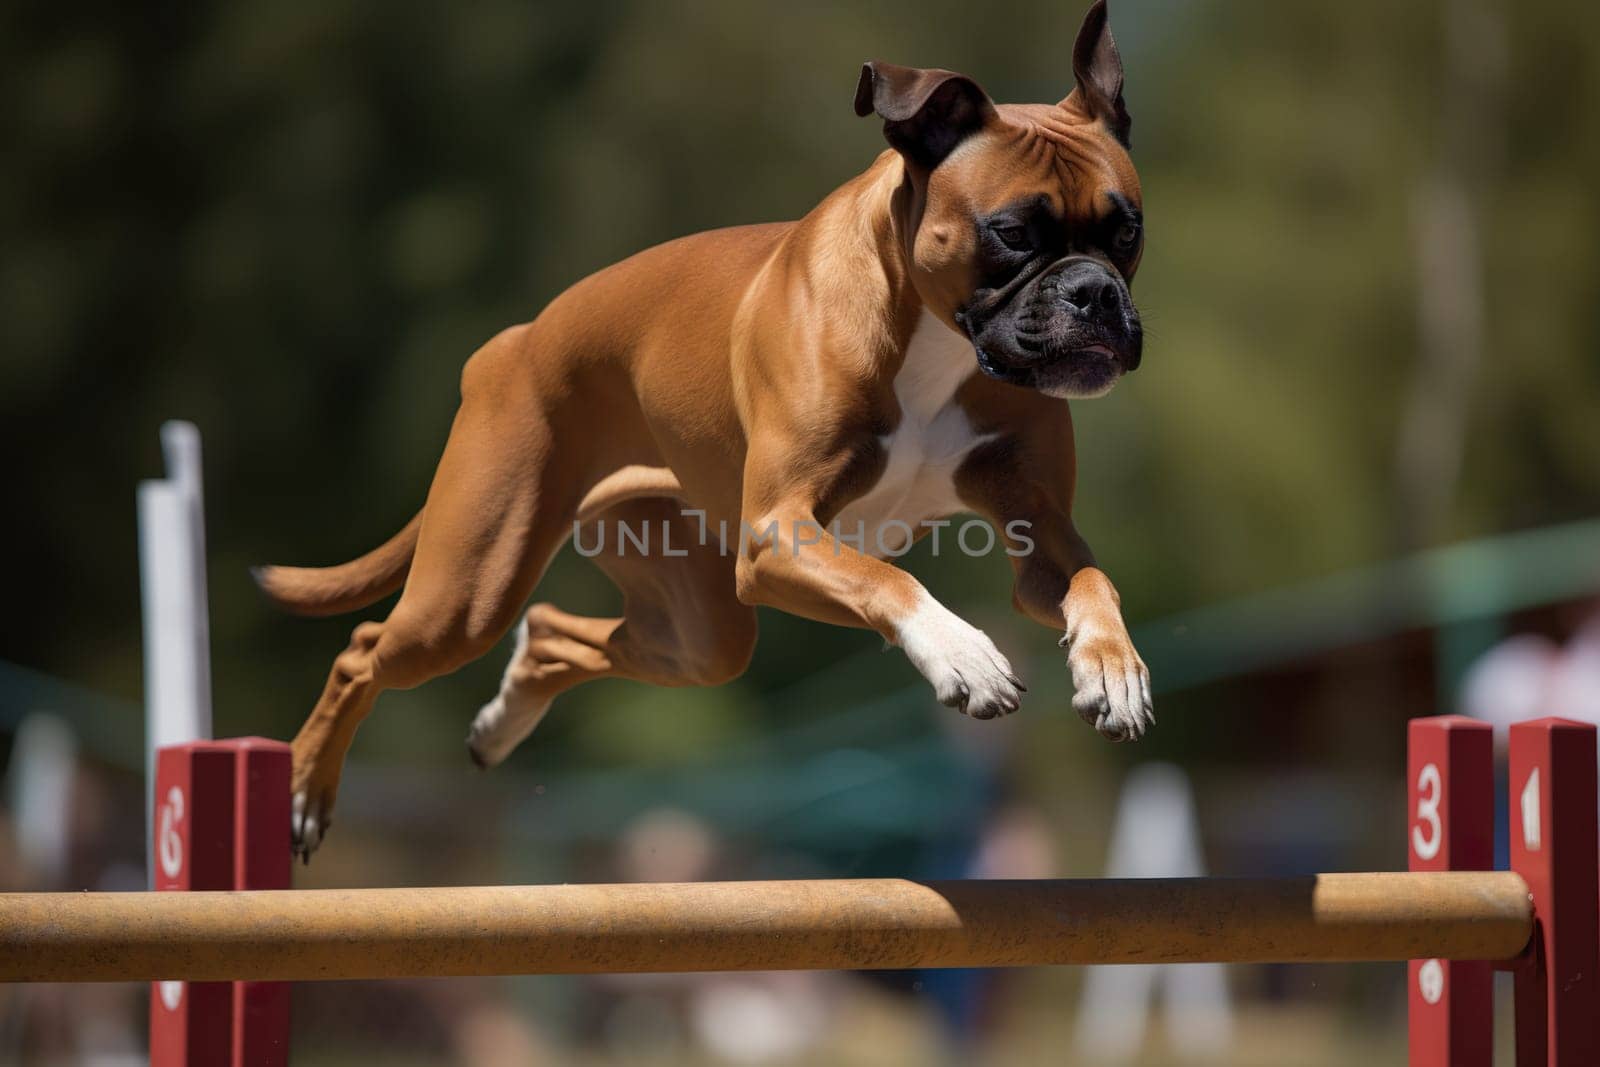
0, 872, 1531, 983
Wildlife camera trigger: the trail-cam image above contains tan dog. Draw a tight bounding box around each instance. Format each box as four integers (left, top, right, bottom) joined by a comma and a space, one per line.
256, 0, 1152, 860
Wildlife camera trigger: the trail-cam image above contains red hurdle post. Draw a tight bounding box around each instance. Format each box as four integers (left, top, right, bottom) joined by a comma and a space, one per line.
150, 744, 236, 1064
1507, 718, 1599, 1067
1407, 715, 1495, 1066
230, 739, 293, 1066
151, 738, 292, 1067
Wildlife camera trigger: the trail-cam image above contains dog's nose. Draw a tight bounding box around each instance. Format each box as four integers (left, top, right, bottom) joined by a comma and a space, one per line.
1066, 278, 1119, 314
1061, 264, 1123, 323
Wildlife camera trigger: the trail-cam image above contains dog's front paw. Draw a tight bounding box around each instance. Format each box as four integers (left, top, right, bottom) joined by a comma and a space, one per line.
899, 596, 1023, 720
1064, 633, 1152, 742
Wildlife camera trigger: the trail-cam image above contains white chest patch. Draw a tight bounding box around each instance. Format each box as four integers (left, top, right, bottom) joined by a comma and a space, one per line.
834, 309, 993, 557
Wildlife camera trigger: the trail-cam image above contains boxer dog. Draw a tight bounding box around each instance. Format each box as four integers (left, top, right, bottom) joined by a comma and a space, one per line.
256, 0, 1152, 860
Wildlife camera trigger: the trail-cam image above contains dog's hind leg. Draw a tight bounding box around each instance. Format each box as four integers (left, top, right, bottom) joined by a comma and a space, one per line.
288, 327, 583, 859
466, 498, 756, 768
466, 603, 615, 768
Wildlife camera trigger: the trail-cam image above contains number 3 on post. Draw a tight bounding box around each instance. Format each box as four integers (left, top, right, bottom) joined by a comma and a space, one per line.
1406, 716, 1493, 1067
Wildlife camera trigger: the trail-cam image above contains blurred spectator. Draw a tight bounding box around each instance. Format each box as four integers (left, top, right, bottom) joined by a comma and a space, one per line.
588, 807, 844, 1063
1461, 607, 1600, 731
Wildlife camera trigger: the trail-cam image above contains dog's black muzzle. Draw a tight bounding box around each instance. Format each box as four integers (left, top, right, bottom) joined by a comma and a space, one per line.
958, 256, 1142, 389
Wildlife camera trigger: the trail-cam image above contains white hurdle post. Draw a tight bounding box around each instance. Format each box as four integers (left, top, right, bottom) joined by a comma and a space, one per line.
138, 420, 214, 874
138, 421, 292, 1066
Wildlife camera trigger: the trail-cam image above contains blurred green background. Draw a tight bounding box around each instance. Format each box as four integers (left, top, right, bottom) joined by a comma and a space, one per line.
3, 0, 1598, 1063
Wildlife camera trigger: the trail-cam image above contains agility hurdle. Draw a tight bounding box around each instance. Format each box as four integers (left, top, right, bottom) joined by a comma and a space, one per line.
0, 871, 1537, 982
1, 716, 1594, 1065
1406, 715, 1599, 1065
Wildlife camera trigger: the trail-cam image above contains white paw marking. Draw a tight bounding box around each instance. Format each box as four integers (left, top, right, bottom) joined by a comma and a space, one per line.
467, 693, 549, 768
897, 592, 1022, 720
1065, 634, 1153, 742
466, 621, 551, 768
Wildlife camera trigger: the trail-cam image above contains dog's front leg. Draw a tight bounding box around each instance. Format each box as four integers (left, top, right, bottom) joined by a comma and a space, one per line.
1017, 522, 1151, 742
732, 500, 1022, 720
960, 475, 1152, 742
1055, 560, 1153, 742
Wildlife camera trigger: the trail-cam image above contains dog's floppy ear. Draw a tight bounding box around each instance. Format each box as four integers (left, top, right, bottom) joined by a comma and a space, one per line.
855, 61, 996, 170
1066, 0, 1131, 147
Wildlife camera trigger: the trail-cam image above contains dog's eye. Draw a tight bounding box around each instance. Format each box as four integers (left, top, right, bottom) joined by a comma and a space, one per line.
991, 223, 1032, 252
1113, 222, 1141, 252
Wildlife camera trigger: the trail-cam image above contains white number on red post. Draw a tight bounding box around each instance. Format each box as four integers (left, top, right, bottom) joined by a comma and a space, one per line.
1417, 958, 1444, 1004
1412, 762, 1442, 862
157, 785, 185, 879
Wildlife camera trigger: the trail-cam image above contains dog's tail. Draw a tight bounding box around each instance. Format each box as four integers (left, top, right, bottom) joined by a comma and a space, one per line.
250, 512, 421, 617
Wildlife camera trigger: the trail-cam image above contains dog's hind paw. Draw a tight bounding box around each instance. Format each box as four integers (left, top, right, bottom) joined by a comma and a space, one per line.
291, 788, 332, 864
465, 691, 550, 769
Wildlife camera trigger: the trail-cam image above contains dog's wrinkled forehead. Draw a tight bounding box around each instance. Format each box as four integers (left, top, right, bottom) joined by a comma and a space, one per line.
934, 103, 1140, 230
